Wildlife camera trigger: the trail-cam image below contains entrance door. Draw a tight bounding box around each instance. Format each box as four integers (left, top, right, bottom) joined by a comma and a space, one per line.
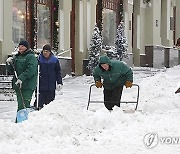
12, 0, 26, 47
97, 0, 123, 47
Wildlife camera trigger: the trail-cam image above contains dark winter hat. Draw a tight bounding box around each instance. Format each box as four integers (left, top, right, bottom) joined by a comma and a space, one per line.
19, 40, 29, 49
43, 44, 51, 52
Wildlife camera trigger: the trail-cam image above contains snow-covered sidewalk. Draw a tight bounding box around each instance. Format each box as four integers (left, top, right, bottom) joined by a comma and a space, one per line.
1, 66, 180, 154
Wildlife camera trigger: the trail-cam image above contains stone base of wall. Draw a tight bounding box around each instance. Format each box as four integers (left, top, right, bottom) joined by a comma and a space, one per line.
165, 48, 178, 68
83, 59, 91, 76
144, 45, 179, 68
145, 46, 165, 68
145, 46, 153, 67
58, 57, 72, 78
122, 53, 133, 67
140, 54, 147, 67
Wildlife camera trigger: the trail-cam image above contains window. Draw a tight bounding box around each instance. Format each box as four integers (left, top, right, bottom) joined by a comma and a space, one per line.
12, 0, 26, 46
101, 0, 122, 47
37, 4, 51, 48
12, 0, 53, 49
102, 9, 116, 46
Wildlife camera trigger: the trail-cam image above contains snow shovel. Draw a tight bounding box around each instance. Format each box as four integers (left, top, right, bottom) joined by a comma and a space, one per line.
15, 75, 30, 123
87, 83, 140, 112
175, 87, 180, 94
16, 109, 28, 122
12, 64, 31, 123
17, 108, 34, 123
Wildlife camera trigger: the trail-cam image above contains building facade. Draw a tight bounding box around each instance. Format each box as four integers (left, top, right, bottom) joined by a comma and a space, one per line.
0, 0, 180, 75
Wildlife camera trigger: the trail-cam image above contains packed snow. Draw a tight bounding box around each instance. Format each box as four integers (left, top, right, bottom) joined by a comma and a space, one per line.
1, 66, 180, 154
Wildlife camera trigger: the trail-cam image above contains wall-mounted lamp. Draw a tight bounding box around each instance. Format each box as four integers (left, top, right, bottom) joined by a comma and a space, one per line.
55, 21, 59, 27
143, 0, 152, 7
21, 15, 24, 19
17, 10, 21, 14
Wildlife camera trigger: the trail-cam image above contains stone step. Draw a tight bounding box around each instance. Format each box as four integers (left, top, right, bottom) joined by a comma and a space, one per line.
0, 75, 13, 81
0, 93, 15, 101
0, 75, 14, 101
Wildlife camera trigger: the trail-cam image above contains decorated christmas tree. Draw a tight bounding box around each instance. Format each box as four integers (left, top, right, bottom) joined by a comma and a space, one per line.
87, 25, 102, 73
115, 22, 128, 60
104, 45, 118, 60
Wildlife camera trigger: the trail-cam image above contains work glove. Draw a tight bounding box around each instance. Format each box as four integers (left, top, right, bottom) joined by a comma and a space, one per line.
125, 81, 132, 88
6, 57, 13, 65
15, 79, 22, 89
95, 81, 102, 88
56, 84, 63, 91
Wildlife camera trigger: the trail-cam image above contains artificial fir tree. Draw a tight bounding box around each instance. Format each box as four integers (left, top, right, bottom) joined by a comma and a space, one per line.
106, 46, 118, 60
87, 25, 102, 73
115, 22, 128, 60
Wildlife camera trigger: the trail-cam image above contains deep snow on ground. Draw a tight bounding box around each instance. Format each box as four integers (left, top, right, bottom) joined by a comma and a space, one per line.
1, 66, 180, 154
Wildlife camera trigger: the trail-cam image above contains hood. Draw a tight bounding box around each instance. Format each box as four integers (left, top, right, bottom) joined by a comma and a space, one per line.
99, 55, 112, 66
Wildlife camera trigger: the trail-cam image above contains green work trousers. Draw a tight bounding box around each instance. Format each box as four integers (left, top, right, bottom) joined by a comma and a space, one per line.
15, 89, 34, 111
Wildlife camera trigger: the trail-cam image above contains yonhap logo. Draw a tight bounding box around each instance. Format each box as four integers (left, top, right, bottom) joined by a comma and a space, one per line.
144, 133, 159, 148
144, 133, 180, 148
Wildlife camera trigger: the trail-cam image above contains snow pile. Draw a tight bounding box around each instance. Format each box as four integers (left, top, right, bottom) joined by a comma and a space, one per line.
86, 107, 127, 130
1, 66, 180, 153
139, 71, 180, 113
0, 101, 132, 154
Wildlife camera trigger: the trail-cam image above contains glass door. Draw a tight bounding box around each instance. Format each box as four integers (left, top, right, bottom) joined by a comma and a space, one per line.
36, 3, 51, 49
12, 0, 26, 47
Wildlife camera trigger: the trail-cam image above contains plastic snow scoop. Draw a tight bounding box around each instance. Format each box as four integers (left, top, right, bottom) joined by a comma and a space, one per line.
87, 83, 140, 111
16, 108, 34, 123
17, 109, 28, 123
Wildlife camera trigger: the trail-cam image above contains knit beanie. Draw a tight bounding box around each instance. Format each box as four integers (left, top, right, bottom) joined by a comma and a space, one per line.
19, 40, 29, 49
43, 44, 52, 52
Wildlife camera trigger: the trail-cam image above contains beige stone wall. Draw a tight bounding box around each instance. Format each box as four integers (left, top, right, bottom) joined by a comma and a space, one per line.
161, 0, 174, 47
132, 0, 140, 66
0, 0, 14, 63
144, 2, 153, 45
152, 0, 161, 45
58, 0, 97, 75
131, 0, 175, 66
143, 0, 162, 46
126, 0, 133, 54
74, 0, 97, 75
176, 0, 180, 42
59, 0, 72, 57
1, 0, 179, 73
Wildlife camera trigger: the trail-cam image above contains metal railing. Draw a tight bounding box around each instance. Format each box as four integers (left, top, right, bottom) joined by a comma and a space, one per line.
57, 48, 72, 56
